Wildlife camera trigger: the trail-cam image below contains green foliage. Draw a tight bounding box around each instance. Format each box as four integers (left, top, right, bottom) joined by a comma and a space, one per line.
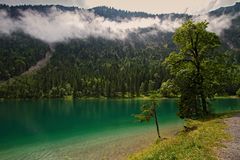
0, 74, 40, 98
0, 38, 168, 98
224, 64, 240, 95
135, 103, 155, 122
0, 4, 240, 100
160, 80, 178, 97
135, 100, 161, 138
0, 32, 48, 80
0, 20, 239, 99
164, 20, 227, 118
236, 88, 240, 97
48, 83, 73, 98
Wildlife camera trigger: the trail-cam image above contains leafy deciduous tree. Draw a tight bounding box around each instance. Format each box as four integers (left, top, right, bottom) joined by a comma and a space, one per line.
164, 20, 224, 118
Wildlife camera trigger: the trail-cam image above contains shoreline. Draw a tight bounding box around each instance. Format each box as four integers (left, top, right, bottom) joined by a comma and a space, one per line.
0, 96, 239, 101
129, 111, 240, 160
0, 124, 183, 160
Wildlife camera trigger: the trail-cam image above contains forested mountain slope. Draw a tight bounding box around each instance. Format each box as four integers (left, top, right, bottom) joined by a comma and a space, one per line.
0, 32, 48, 80
0, 3, 239, 98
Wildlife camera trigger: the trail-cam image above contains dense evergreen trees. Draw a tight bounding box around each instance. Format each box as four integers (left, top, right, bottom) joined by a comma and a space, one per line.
0, 38, 169, 98
0, 30, 239, 99
0, 32, 48, 80
0, 4, 240, 99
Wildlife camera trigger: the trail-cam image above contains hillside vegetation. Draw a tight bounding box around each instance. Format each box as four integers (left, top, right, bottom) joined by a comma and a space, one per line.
0, 4, 240, 98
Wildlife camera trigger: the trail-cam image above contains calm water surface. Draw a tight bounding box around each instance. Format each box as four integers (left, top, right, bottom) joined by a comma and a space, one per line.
0, 98, 239, 159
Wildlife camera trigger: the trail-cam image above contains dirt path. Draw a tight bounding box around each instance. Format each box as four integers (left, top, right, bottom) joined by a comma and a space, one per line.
218, 113, 240, 160
21, 50, 52, 75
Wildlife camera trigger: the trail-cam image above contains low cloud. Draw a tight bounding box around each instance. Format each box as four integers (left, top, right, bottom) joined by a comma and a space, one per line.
0, 11, 18, 34
0, 6, 238, 43
0, 7, 183, 43
194, 13, 239, 35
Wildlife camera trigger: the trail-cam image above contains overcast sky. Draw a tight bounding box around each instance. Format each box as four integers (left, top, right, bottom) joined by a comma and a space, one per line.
0, 0, 239, 14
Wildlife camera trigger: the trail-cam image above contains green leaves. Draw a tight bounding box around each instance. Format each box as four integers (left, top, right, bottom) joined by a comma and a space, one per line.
160, 80, 179, 97
135, 104, 153, 122
164, 20, 224, 118
0, 32, 48, 80
236, 88, 240, 97
134, 100, 161, 138
173, 20, 220, 60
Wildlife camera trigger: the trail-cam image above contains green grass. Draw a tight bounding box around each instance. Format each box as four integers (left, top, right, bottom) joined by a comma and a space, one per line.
128, 112, 240, 160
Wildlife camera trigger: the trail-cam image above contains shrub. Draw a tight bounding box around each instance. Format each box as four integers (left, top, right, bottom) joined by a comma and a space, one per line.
160, 80, 178, 97
236, 88, 240, 97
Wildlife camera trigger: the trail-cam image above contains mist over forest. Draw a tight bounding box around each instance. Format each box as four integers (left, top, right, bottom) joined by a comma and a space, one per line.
0, 3, 240, 98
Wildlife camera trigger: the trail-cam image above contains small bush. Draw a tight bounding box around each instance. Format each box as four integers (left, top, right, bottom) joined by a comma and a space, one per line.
160, 80, 178, 97
236, 88, 240, 97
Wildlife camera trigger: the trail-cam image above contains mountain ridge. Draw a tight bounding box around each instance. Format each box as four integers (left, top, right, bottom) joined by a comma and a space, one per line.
1, 2, 240, 17
0, 3, 239, 98
0, 2, 238, 18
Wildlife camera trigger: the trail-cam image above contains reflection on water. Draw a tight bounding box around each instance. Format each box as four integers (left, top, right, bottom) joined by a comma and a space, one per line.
0, 99, 181, 150
210, 98, 240, 113
0, 98, 239, 159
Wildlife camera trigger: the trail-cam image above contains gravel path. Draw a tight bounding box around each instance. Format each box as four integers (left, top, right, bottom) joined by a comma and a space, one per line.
218, 113, 240, 160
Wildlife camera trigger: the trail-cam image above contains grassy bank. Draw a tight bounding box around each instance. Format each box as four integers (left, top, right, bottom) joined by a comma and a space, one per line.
129, 112, 240, 160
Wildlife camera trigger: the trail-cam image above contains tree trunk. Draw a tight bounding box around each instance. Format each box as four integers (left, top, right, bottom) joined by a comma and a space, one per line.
198, 72, 207, 115
196, 62, 207, 115
153, 108, 161, 138
201, 93, 207, 114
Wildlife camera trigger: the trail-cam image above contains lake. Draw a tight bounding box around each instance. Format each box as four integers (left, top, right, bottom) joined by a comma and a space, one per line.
0, 98, 239, 159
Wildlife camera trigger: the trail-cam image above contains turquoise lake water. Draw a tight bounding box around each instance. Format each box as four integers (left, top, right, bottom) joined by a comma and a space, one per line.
0, 98, 239, 159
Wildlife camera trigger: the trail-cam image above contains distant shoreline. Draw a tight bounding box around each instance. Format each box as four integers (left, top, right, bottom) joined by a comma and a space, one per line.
0, 95, 239, 101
